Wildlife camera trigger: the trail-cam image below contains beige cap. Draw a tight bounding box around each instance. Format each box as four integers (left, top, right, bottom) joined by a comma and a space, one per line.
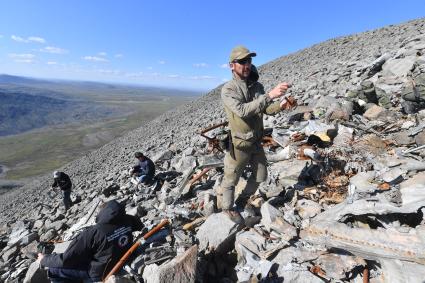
229, 45, 256, 62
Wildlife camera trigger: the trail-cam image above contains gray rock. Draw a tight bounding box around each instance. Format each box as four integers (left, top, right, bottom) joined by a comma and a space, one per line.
2, 246, 18, 262
23, 261, 49, 283
196, 213, 241, 254
39, 229, 57, 242
296, 199, 322, 219
382, 56, 416, 77
415, 130, 425, 145
260, 202, 297, 242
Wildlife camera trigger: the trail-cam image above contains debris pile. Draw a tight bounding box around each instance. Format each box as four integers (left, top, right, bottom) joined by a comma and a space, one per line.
1, 17, 425, 283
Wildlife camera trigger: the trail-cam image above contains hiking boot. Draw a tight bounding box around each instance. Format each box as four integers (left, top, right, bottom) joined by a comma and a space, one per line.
223, 209, 244, 225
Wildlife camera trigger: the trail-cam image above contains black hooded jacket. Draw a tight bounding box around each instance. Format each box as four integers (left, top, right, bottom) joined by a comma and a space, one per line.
133, 156, 155, 178
41, 200, 144, 279
52, 172, 72, 191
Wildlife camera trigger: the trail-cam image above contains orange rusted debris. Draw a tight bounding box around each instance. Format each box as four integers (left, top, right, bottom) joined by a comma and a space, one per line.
262, 136, 278, 147
318, 170, 351, 204
378, 182, 391, 191
324, 171, 350, 188
199, 121, 229, 153
291, 132, 306, 142
188, 168, 211, 187
310, 265, 326, 277
297, 145, 314, 160
363, 265, 369, 283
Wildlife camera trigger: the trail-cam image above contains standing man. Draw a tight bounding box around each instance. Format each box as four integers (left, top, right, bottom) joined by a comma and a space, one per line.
220, 45, 293, 222
131, 152, 155, 185
37, 199, 144, 282
51, 171, 73, 211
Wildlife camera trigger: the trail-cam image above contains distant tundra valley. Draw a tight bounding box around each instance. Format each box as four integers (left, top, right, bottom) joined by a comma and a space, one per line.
0, 74, 200, 193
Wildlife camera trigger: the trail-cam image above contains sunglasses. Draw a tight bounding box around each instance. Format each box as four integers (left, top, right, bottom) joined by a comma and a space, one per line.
233, 57, 252, 65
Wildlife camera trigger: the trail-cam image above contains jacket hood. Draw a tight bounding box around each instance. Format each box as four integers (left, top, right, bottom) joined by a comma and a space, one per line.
248, 64, 259, 83
96, 200, 126, 224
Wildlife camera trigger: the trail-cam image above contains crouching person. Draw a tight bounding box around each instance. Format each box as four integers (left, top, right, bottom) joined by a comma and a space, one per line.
37, 200, 144, 283
130, 152, 155, 186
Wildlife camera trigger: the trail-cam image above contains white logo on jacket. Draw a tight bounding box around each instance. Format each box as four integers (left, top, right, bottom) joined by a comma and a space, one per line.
106, 226, 132, 246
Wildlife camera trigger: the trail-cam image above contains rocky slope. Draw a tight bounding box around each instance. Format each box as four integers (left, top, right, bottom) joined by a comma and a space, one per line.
1, 17, 425, 282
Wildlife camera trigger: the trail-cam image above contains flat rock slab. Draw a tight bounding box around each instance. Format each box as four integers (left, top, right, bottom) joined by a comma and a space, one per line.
196, 212, 241, 254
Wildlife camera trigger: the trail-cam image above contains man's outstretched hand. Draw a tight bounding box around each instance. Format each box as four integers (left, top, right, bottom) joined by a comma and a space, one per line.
268, 82, 291, 99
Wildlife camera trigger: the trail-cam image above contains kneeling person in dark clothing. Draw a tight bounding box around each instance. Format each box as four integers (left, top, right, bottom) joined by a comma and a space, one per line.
37, 200, 144, 283
131, 152, 155, 185
51, 171, 73, 211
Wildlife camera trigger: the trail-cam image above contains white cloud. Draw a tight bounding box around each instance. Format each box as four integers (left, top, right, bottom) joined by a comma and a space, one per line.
220, 63, 229, 69
40, 46, 68, 54
47, 61, 57, 65
158, 60, 165, 65
83, 56, 109, 62
11, 35, 46, 43
8, 53, 35, 63
9, 53, 35, 59
193, 63, 209, 68
15, 59, 35, 63
189, 75, 216, 80
147, 66, 153, 70
168, 74, 180, 78
126, 72, 144, 78
97, 69, 122, 75
11, 35, 27, 42
98, 52, 107, 56
28, 36, 46, 43
222, 78, 229, 82
114, 53, 123, 58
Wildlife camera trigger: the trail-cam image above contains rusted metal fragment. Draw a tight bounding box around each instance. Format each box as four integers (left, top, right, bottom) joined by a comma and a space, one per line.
300, 222, 425, 264
301, 172, 425, 264
312, 172, 425, 222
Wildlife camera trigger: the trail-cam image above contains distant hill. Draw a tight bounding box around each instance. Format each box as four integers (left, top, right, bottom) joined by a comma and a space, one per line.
0, 75, 201, 136
0, 74, 48, 85
0, 90, 118, 136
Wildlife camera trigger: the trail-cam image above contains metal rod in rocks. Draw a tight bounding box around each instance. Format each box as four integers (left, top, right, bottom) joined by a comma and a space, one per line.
403, 144, 425, 154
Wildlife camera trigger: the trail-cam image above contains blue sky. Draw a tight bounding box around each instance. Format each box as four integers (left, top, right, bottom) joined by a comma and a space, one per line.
0, 1, 424, 91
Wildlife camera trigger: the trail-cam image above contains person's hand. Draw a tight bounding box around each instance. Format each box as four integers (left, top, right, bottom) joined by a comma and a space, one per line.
280, 96, 297, 110
37, 253, 44, 263
268, 82, 291, 99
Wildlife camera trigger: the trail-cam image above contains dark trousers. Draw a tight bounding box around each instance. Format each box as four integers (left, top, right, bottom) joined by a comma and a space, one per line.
62, 190, 72, 210
48, 267, 100, 283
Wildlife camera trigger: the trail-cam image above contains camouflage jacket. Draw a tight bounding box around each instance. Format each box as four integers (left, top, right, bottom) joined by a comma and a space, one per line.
221, 70, 280, 150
